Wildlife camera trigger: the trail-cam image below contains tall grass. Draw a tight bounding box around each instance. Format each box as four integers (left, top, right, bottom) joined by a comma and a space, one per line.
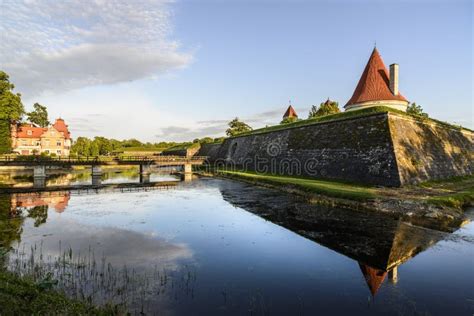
6, 242, 197, 314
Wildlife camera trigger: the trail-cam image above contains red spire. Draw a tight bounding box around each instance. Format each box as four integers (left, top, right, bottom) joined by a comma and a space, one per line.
345, 48, 407, 107
359, 263, 387, 296
283, 105, 298, 118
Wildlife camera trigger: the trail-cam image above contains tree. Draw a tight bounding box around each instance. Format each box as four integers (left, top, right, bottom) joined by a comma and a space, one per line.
122, 138, 142, 148
93, 136, 112, 155
308, 105, 318, 118
225, 117, 252, 136
406, 102, 428, 118
71, 137, 92, 156
27, 103, 49, 127
308, 100, 340, 118
0, 71, 25, 153
89, 141, 99, 156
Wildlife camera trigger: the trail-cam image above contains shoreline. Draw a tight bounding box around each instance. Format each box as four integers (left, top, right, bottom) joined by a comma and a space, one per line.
208, 170, 473, 232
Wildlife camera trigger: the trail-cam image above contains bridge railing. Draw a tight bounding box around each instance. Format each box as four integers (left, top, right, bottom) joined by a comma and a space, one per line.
0, 155, 208, 164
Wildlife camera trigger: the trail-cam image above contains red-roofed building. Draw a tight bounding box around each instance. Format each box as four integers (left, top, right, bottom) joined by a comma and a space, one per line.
283, 105, 298, 119
11, 118, 72, 156
345, 48, 409, 111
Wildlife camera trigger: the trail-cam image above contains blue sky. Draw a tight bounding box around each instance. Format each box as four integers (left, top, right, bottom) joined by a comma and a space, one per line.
1, 0, 472, 141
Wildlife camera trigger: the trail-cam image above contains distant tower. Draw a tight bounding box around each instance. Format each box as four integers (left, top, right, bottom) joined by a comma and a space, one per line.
283, 101, 298, 119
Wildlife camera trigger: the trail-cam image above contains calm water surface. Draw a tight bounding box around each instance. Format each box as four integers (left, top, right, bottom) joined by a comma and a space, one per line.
1, 174, 473, 315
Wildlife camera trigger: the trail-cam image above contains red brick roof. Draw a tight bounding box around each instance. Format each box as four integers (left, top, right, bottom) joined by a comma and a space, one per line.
53, 118, 71, 139
16, 124, 47, 138
283, 105, 298, 118
345, 48, 408, 107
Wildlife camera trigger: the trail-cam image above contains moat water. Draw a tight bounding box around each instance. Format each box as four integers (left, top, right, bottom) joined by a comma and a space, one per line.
0, 170, 473, 315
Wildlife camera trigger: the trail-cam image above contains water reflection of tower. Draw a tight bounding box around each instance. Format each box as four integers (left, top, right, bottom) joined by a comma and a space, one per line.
218, 182, 448, 297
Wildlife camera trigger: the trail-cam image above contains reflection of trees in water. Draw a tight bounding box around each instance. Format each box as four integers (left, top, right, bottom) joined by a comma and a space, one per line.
0, 194, 24, 266
0, 194, 51, 266
26, 205, 48, 227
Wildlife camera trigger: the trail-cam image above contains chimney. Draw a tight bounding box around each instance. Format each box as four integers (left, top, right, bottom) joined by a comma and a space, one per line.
389, 63, 399, 95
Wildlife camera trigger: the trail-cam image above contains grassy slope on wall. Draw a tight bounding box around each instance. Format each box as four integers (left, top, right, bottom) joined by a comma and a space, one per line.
231, 106, 472, 138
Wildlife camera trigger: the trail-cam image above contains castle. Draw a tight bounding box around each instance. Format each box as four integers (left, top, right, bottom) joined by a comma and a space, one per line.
11, 118, 72, 157
199, 47, 473, 186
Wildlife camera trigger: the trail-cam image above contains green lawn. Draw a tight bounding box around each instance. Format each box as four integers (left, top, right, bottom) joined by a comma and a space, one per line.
218, 170, 377, 201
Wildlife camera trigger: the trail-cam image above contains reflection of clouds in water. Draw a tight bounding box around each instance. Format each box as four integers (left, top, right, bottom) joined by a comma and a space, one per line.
17, 219, 193, 271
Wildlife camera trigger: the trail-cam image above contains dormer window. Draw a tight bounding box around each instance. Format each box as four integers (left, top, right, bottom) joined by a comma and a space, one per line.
27, 130, 32, 135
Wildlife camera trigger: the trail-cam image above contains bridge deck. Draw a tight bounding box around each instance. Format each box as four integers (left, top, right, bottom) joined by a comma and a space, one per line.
0, 155, 207, 167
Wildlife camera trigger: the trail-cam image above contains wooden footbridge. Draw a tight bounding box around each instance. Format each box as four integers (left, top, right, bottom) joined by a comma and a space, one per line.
0, 155, 207, 167
0, 155, 207, 187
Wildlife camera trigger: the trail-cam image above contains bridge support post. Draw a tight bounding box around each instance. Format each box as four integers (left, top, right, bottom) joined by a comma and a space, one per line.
91, 166, 102, 176
91, 166, 102, 186
139, 164, 152, 183
184, 163, 192, 174
388, 267, 398, 284
33, 166, 46, 188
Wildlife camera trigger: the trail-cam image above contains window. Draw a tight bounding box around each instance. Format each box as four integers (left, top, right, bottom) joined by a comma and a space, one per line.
57, 150, 61, 154
21, 141, 27, 146
36, 142, 40, 146
57, 141, 62, 146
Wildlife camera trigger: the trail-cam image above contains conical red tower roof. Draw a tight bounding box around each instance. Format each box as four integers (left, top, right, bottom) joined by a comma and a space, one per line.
345, 48, 408, 107
283, 105, 298, 118
359, 263, 387, 296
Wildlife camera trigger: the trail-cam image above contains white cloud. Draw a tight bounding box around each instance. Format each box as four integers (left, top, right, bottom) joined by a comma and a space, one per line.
0, 0, 192, 98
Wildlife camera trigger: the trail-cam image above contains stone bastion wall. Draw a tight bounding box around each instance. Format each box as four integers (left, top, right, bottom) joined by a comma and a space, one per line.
206, 112, 473, 187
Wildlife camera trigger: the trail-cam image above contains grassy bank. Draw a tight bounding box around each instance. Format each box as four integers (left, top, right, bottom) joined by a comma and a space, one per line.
419, 176, 474, 209
0, 270, 118, 315
217, 170, 377, 201
216, 170, 474, 210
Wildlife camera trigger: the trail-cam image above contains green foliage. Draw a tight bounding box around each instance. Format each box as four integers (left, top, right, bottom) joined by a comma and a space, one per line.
72, 136, 202, 156
427, 190, 474, 209
218, 170, 376, 201
280, 116, 300, 125
121, 138, 143, 148
164, 142, 200, 151
27, 103, 49, 127
233, 105, 472, 138
407, 102, 428, 118
213, 137, 226, 143
0, 71, 24, 122
27, 205, 48, 227
0, 270, 119, 315
0, 119, 12, 154
225, 117, 252, 136
197, 137, 214, 144
308, 100, 340, 118
0, 71, 25, 153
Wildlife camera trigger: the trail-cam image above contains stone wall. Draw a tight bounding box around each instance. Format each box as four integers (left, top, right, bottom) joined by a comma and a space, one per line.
388, 114, 473, 185
213, 112, 473, 186
197, 143, 222, 162
216, 113, 401, 186
162, 145, 201, 157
